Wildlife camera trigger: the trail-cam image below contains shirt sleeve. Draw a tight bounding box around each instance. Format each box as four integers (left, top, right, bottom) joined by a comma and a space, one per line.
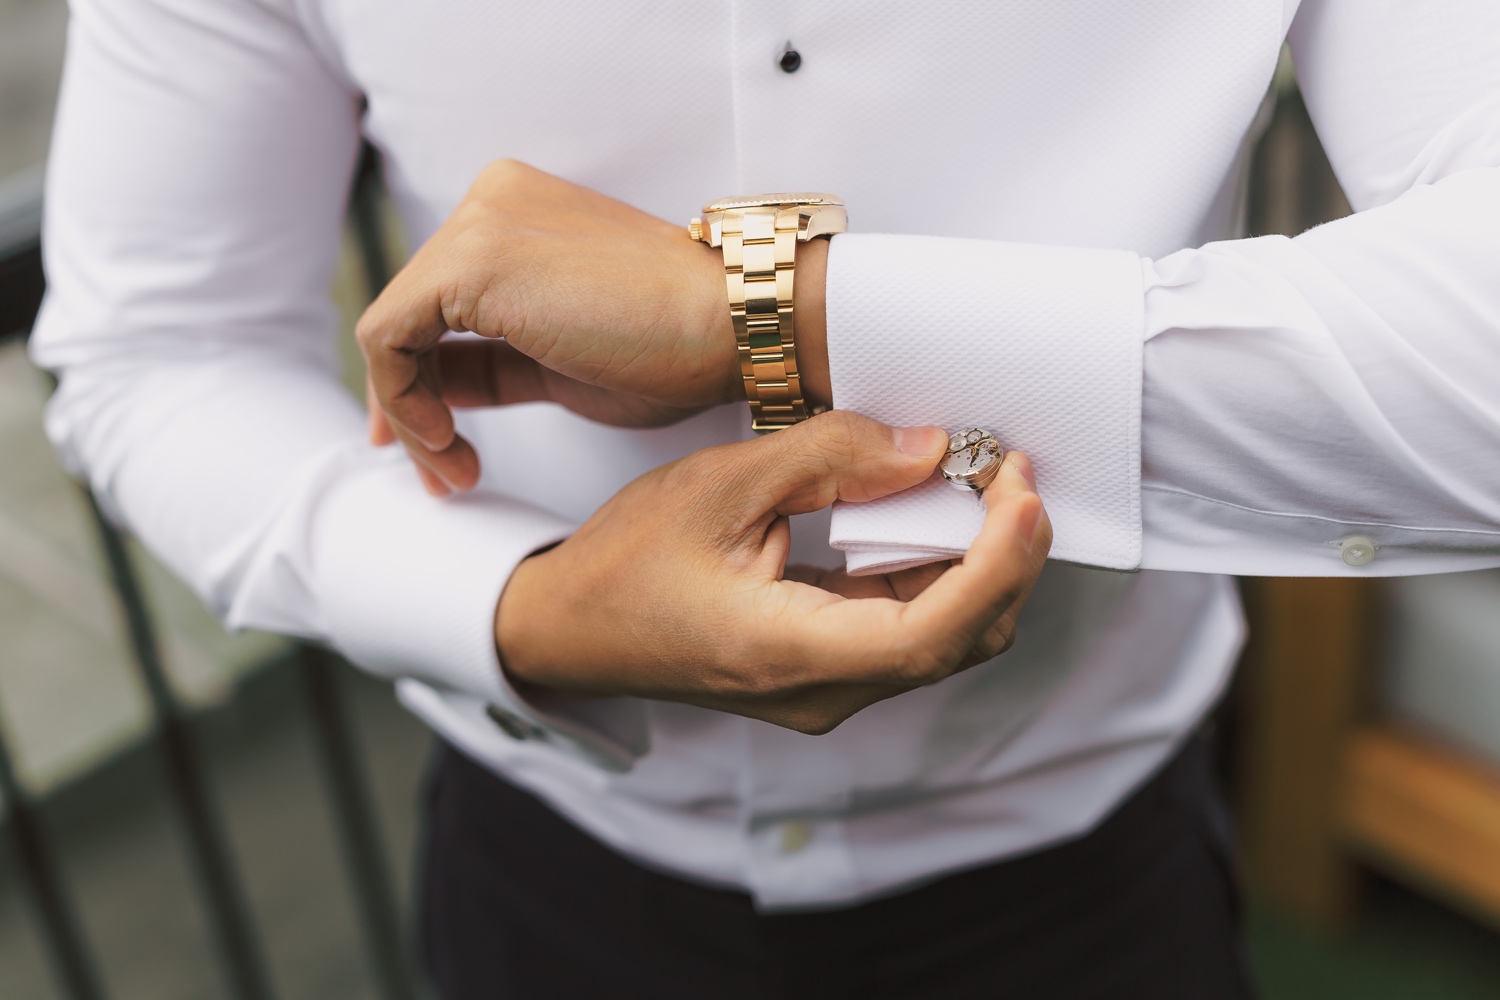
827, 0, 1500, 578
30, 0, 637, 768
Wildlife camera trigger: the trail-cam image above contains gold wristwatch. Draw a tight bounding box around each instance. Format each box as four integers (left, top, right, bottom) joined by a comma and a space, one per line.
690, 193, 847, 431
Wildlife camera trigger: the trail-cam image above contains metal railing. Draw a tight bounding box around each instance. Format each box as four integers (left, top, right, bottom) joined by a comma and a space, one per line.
0, 166, 44, 341
0, 145, 418, 1000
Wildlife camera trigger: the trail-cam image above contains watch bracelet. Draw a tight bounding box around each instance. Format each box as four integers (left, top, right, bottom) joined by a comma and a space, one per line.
722, 205, 808, 431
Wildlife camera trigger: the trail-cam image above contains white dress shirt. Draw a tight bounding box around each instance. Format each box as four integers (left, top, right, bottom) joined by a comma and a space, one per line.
31, 0, 1500, 909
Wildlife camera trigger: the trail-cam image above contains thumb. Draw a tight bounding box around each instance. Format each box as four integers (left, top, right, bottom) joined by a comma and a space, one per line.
721, 411, 948, 517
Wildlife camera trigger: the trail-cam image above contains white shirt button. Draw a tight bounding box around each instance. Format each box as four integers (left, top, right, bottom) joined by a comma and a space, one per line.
1340, 536, 1376, 567
779, 821, 812, 854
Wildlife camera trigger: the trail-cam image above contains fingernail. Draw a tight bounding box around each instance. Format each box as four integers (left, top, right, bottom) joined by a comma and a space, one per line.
893, 425, 946, 457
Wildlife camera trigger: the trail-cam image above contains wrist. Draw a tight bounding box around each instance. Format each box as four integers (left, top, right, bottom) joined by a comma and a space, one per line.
794, 236, 831, 411
686, 240, 745, 407
696, 234, 831, 413
494, 547, 553, 688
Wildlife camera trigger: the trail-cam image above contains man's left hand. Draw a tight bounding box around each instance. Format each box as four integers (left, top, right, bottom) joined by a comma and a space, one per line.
357, 159, 830, 495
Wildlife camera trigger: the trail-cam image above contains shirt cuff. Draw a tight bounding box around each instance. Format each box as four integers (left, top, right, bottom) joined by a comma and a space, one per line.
307, 449, 648, 771
824, 233, 1146, 573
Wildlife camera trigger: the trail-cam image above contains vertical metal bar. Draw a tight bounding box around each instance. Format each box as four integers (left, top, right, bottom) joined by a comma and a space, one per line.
0, 240, 45, 342
300, 648, 417, 1000
82, 490, 276, 1000
305, 141, 420, 1000
350, 143, 393, 296
0, 720, 108, 1000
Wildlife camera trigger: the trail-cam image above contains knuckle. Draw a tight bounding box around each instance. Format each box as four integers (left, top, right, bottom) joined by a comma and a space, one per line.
813, 408, 862, 436
787, 707, 846, 737
988, 565, 1033, 608
986, 602, 1022, 650
891, 641, 952, 687
657, 458, 697, 495
438, 277, 491, 334
665, 448, 727, 493
714, 647, 781, 700
449, 217, 514, 260
478, 157, 527, 190
691, 444, 760, 504
353, 310, 384, 352
809, 410, 863, 462
977, 624, 1016, 662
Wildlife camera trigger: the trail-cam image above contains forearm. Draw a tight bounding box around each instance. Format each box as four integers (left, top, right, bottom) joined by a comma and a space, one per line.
31, 0, 582, 709
825, 0, 1500, 578
1139, 162, 1500, 574
824, 167, 1500, 577
37, 337, 576, 692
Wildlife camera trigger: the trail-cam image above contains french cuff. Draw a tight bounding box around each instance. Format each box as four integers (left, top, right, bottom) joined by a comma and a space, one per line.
313, 453, 648, 771
824, 234, 1146, 572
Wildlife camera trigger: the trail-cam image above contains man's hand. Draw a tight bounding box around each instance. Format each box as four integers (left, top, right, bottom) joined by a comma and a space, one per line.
496, 412, 1051, 735
357, 160, 831, 496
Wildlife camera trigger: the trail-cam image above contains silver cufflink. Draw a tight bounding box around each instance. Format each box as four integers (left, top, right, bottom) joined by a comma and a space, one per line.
940, 427, 1003, 494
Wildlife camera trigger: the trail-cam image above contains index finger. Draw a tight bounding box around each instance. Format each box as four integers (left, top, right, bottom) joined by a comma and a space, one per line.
783, 452, 1051, 685
356, 274, 459, 453
898, 458, 1049, 661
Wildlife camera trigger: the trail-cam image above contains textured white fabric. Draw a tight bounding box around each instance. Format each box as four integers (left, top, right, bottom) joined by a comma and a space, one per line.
29, 0, 1500, 909
828, 235, 1144, 573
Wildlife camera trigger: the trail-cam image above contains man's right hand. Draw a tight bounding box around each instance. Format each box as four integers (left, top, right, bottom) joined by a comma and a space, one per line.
496, 412, 1052, 735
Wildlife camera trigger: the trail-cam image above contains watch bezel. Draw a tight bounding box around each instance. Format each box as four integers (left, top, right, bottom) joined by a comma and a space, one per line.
701, 192, 843, 213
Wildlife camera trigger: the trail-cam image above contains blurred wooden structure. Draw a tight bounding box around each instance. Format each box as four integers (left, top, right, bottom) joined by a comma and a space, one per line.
1237, 75, 1500, 935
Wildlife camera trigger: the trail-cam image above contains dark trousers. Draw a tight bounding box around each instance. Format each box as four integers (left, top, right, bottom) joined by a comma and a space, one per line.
420, 731, 1253, 999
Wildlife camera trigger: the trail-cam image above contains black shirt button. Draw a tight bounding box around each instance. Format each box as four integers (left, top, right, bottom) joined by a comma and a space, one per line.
779, 44, 801, 73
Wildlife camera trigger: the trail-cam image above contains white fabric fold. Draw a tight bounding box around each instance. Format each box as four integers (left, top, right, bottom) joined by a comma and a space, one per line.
833, 475, 981, 574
